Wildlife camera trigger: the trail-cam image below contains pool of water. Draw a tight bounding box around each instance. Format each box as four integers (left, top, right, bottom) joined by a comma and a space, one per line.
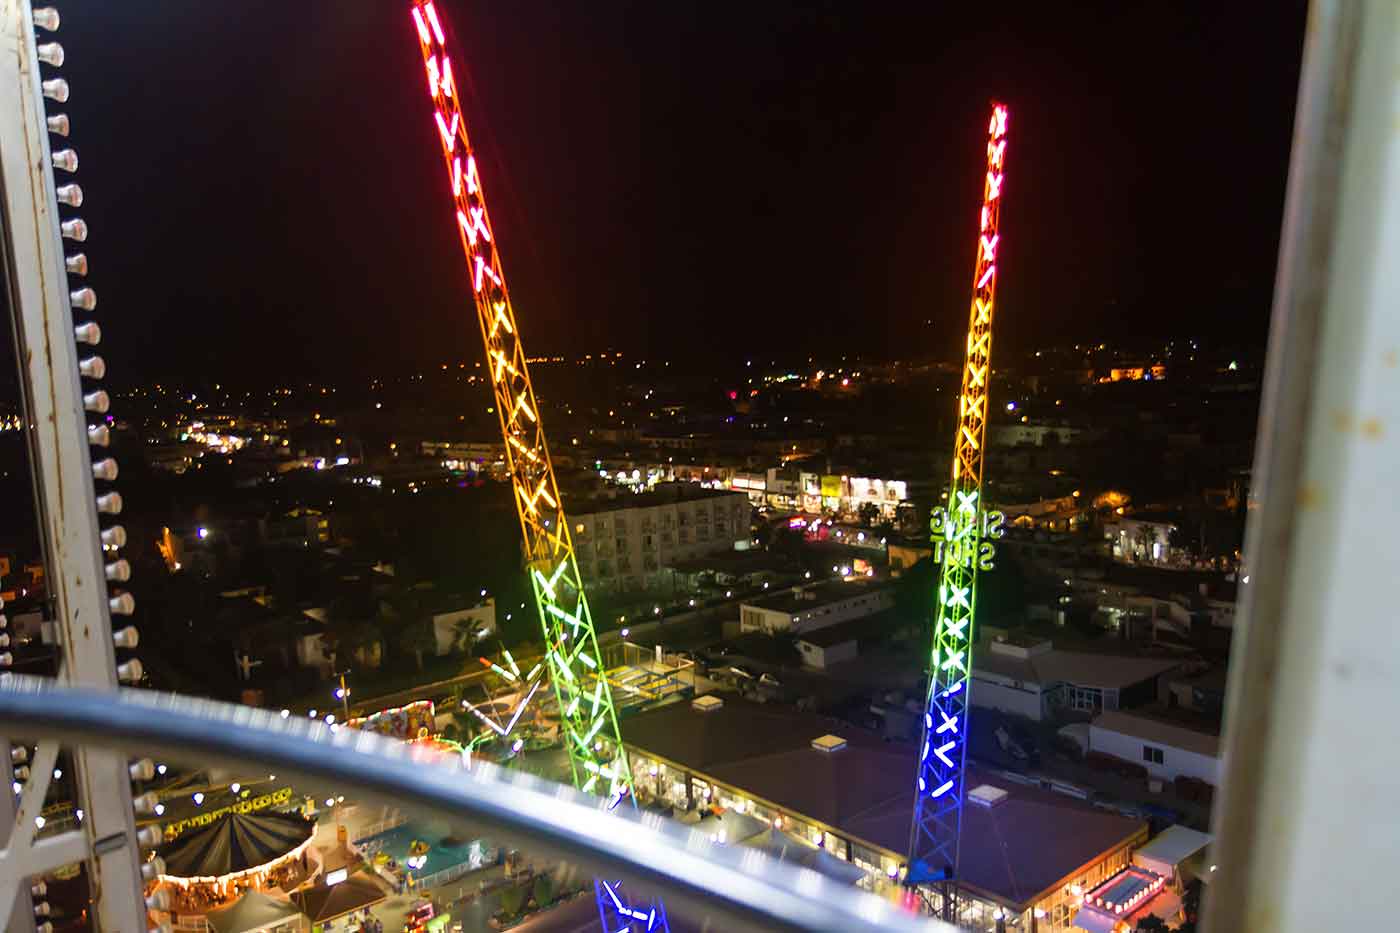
357, 819, 486, 877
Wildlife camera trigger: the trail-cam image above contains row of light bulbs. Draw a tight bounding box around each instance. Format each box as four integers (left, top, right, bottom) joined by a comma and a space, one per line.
25, 9, 166, 931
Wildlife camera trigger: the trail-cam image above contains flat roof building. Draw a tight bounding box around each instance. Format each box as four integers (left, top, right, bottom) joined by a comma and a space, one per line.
567, 484, 750, 594
623, 696, 1147, 931
1090, 710, 1222, 787
972, 636, 1181, 721
739, 579, 894, 635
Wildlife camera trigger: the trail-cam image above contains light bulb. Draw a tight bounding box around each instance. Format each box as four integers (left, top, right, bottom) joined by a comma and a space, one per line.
82, 390, 109, 413
37, 42, 64, 66
55, 183, 82, 207
32, 8, 60, 31
41, 79, 68, 103
60, 218, 86, 241
81, 355, 107, 379
65, 253, 87, 275
46, 114, 69, 136
103, 559, 130, 581
95, 491, 123, 515
101, 525, 126, 548
91, 458, 118, 482
116, 658, 142, 682
109, 593, 136, 616
70, 287, 96, 310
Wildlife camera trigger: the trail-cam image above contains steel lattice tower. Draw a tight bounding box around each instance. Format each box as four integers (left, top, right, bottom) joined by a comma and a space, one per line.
906, 102, 1010, 915
407, 4, 665, 930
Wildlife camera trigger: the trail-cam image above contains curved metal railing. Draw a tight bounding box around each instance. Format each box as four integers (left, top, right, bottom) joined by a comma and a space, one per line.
0, 675, 948, 933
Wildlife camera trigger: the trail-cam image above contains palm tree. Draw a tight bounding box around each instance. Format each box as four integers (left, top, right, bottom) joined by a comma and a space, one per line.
451, 617, 486, 654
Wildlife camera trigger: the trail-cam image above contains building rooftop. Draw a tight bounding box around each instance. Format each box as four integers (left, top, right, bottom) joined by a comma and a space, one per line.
566, 482, 747, 516
1092, 710, 1221, 759
1132, 825, 1213, 872
975, 645, 1181, 690
794, 609, 902, 648
623, 697, 1145, 910
742, 578, 890, 617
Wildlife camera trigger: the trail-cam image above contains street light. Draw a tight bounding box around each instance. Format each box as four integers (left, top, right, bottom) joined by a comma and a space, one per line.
332, 669, 351, 720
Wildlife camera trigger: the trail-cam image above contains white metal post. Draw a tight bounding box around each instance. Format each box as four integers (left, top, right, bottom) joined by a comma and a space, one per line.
1206, 2, 1400, 931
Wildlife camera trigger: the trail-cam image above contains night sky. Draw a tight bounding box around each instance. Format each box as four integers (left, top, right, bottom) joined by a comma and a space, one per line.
53, 1, 1307, 383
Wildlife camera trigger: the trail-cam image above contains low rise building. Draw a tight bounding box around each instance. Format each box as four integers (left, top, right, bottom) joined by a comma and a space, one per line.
1089, 710, 1222, 786
623, 696, 1148, 930
738, 579, 893, 635
990, 422, 1084, 447
429, 595, 496, 656
971, 636, 1181, 721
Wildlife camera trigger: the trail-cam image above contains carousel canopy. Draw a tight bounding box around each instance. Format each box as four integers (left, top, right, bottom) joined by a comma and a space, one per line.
158, 811, 315, 882
204, 889, 304, 933
295, 874, 387, 922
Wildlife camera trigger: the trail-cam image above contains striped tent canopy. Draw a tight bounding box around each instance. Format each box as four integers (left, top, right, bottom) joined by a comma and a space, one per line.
158, 811, 315, 882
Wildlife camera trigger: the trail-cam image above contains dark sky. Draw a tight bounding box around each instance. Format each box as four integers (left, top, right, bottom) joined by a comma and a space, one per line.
55, 1, 1307, 383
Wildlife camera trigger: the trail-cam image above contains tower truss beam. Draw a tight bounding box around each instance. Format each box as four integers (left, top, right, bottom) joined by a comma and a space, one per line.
907, 103, 1010, 902
406, 4, 663, 930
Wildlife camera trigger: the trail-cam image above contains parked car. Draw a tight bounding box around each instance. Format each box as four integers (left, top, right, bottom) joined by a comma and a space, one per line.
758, 672, 782, 687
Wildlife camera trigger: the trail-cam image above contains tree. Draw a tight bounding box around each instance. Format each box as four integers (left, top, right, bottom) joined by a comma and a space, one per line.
323, 593, 382, 670
498, 883, 527, 919
324, 617, 382, 670
532, 872, 555, 907
399, 618, 437, 672
451, 617, 486, 654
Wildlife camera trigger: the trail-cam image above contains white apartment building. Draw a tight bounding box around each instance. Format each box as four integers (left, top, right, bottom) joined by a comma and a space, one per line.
739, 579, 894, 635
571, 485, 750, 593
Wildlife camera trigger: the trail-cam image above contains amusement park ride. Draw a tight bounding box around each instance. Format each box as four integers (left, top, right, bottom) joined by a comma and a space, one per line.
0, 0, 1014, 929
405, 2, 665, 929
906, 102, 1011, 921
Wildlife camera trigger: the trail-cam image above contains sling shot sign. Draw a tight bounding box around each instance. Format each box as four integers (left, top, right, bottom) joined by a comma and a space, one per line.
929, 507, 1005, 571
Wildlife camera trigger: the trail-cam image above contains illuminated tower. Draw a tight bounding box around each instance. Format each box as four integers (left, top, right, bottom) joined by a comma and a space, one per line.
407, 4, 665, 930
906, 102, 1010, 915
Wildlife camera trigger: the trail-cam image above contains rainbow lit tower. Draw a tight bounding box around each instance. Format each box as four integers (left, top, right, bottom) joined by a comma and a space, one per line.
906, 102, 1010, 915
406, 4, 664, 930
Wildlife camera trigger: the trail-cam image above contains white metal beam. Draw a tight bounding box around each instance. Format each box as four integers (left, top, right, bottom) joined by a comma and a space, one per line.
0, 1, 147, 929
1206, 2, 1400, 930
